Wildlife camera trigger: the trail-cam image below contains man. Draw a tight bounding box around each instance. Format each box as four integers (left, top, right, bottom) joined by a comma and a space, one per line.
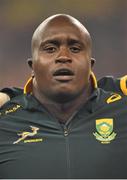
1, 14, 127, 179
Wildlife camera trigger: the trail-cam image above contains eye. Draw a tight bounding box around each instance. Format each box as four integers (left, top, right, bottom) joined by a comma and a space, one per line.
40, 43, 57, 54
43, 46, 57, 53
70, 46, 81, 53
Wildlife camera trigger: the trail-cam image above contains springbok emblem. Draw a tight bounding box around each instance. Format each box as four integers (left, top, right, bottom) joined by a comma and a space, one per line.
13, 126, 39, 144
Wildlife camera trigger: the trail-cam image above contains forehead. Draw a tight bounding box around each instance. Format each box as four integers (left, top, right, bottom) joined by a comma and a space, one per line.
38, 21, 89, 44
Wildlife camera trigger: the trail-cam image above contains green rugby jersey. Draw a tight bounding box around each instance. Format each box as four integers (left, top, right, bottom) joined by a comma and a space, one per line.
0, 88, 127, 178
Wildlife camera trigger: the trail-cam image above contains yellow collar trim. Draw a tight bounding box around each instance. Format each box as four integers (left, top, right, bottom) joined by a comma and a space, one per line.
91, 71, 98, 89
24, 77, 33, 94
24, 72, 98, 94
120, 75, 127, 95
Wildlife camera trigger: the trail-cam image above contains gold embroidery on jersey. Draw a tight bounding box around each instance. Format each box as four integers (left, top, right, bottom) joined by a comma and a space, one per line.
93, 118, 116, 144
24, 138, 43, 143
0, 104, 21, 116
13, 126, 40, 144
106, 93, 122, 104
5, 105, 21, 114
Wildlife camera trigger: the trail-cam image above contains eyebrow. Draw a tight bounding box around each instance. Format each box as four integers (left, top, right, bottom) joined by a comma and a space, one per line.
68, 39, 84, 46
41, 40, 59, 46
40, 38, 85, 47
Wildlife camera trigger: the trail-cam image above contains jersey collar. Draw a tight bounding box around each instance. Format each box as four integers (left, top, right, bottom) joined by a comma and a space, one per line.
23, 71, 98, 94
11, 72, 100, 115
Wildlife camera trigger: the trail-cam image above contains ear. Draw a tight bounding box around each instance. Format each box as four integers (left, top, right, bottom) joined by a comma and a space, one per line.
91, 58, 96, 68
27, 58, 34, 77
27, 58, 33, 69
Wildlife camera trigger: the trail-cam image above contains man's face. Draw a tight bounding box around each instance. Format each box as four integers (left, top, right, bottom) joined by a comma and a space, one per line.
32, 20, 92, 103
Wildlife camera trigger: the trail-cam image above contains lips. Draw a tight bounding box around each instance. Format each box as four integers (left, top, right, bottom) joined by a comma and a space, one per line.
53, 68, 75, 82
53, 68, 74, 76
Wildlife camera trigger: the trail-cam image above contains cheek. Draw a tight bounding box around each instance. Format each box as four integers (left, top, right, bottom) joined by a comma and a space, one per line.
33, 56, 50, 72
76, 58, 91, 78
32, 60, 49, 82
74, 60, 91, 89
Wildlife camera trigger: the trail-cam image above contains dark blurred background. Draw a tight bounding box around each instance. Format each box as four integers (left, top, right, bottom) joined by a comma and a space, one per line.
0, 0, 127, 88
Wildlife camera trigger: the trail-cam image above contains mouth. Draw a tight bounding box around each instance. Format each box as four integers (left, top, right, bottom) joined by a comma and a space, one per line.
53, 68, 75, 82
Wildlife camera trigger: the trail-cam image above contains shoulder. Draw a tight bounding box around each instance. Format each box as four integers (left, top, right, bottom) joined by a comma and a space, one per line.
0, 87, 23, 98
0, 93, 40, 118
0, 94, 27, 118
0, 94, 26, 117
98, 75, 127, 95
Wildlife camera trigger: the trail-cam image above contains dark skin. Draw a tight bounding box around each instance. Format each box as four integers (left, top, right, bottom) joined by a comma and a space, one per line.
28, 14, 95, 123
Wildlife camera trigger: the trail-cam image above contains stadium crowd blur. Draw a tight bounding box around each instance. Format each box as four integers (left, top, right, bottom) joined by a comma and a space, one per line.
0, 0, 127, 88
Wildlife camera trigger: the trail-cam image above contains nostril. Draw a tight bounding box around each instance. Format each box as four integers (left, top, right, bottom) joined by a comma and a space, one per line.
55, 58, 72, 64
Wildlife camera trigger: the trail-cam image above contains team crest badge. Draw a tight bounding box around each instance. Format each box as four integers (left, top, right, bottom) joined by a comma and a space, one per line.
13, 126, 43, 144
93, 118, 116, 144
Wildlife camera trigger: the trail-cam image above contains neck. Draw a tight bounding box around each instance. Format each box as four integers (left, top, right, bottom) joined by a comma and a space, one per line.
33, 84, 92, 123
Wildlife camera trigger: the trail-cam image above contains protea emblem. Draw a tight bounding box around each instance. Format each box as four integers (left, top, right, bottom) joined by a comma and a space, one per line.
93, 118, 116, 144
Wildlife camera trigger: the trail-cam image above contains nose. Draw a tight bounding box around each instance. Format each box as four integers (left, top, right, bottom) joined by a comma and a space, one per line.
55, 47, 72, 64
